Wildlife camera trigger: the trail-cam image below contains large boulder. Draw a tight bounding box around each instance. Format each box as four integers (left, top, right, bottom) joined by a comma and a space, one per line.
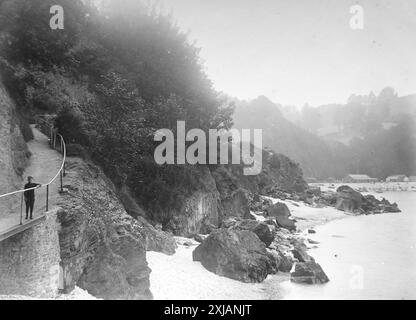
232, 219, 275, 247
264, 202, 291, 218
219, 188, 252, 221
335, 185, 365, 213
291, 244, 314, 263
335, 187, 401, 214
357, 194, 401, 214
136, 216, 177, 255
382, 203, 401, 213
275, 216, 296, 231
192, 229, 277, 283
361, 194, 379, 212
276, 252, 295, 272
290, 261, 330, 284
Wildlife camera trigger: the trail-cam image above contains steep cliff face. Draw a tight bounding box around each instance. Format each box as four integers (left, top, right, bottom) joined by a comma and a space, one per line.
172, 190, 220, 236
0, 78, 29, 212
160, 152, 306, 236
56, 157, 153, 300
211, 166, 252, 222
211, 151, 307, 224
164, 166, 220, 236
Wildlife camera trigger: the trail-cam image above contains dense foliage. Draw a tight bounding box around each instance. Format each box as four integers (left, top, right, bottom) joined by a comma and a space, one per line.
0, 0, 234, 223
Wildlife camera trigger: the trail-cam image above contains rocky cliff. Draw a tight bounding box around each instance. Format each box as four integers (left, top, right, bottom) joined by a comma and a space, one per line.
56, 157, 154, 299
212, 150, 307, 223
0, 79, 176, 299
0, 76, 307, 298
0, 77, 29, 213
162, 166, 220, 236
157, 151, 307, 237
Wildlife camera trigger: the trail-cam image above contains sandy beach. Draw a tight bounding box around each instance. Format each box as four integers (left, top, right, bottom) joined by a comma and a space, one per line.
148, 240, 286, 300
147, 183, 415, 300
147, 192, 349, 300
0, 287, 98, 300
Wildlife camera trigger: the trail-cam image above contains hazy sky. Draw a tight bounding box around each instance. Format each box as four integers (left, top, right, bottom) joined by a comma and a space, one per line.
156, 0, 416, 107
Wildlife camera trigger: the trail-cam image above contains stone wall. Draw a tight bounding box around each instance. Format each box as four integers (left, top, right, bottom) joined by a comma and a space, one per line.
0, 210, 61, 298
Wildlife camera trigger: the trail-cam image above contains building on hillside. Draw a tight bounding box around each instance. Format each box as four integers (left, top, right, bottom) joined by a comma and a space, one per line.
343, 174, 378, 183
386, 175, 408, 182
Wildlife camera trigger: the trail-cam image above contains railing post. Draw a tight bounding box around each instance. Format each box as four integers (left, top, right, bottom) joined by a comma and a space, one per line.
60, 171, 63, 193
62, 136, 66, 177
20, 193, 24, 225
50, 127, 53, 148
46, 185, 49, 212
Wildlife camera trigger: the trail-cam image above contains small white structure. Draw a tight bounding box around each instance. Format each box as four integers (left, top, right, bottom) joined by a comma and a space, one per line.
386, 175, 408, 182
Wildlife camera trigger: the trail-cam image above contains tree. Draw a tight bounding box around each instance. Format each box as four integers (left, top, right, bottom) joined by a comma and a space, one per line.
3, 0, 86, 67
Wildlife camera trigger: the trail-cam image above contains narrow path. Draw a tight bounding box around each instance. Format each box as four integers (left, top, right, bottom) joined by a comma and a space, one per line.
0, 126, 62, 234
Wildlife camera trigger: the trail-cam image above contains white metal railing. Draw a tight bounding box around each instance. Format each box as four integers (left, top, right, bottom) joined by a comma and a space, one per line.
0, 119, 66, 226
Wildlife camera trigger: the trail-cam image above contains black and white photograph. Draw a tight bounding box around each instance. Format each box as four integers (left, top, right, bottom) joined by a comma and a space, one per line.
0, 0, 415, 305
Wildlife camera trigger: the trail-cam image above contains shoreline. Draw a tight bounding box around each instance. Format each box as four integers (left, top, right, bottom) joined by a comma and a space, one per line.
148, 185, 410, 300
146, 197, 343, 300
282, 191, 415, 300
262, 195, 349, 231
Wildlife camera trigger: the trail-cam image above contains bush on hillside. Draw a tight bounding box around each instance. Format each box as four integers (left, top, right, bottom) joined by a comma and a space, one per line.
128, 158, 210, 225
55, 104, 89, 145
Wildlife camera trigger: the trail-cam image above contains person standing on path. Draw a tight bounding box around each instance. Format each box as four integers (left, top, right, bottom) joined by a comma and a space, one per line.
24, 176, 41, 220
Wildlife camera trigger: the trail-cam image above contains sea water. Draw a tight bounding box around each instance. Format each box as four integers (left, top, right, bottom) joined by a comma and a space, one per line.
279, 191, 416, 300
